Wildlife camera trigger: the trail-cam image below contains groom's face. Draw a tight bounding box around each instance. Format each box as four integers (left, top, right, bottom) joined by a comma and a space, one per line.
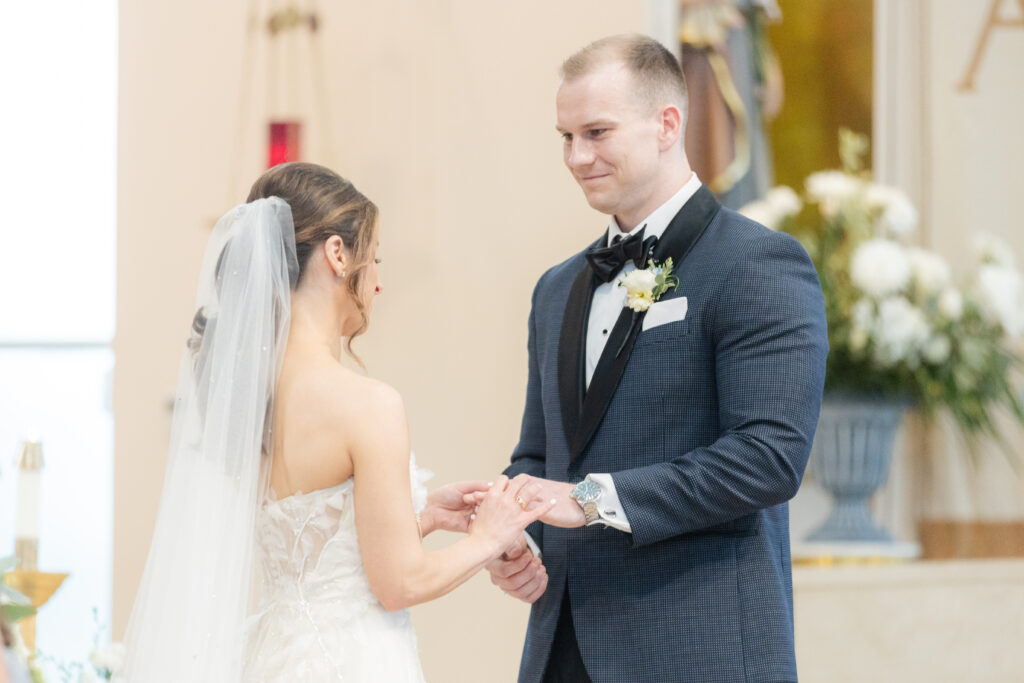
556, 60, 663, 222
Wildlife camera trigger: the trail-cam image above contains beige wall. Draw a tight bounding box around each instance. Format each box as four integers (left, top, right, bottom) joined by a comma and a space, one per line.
115, 2, 644, 680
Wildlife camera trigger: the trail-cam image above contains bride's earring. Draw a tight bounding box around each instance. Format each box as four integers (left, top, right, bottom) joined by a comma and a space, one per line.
340, 270, 347, 278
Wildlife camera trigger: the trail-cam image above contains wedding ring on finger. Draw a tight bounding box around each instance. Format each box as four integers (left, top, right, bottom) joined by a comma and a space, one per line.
515, 495, 527, 510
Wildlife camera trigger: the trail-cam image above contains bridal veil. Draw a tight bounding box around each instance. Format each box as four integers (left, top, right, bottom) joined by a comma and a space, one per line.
121, 198, 298, 681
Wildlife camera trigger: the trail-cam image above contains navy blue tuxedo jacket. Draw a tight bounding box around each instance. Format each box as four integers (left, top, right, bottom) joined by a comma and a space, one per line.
505, 187, 828, 683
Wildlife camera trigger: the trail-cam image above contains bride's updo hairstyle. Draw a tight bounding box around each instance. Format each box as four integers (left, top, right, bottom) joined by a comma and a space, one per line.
249, 162, 380, 358
189, 163, 378, 364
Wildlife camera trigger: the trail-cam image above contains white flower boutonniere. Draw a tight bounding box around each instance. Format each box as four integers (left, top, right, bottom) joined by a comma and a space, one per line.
612, 258, 681, 357
618, 258, 679, 312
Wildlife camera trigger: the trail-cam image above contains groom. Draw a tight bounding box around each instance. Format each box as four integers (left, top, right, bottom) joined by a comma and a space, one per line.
490, 35, 828, 682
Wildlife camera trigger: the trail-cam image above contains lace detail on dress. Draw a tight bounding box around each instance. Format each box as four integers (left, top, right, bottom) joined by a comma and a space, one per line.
243, 453, 430, 682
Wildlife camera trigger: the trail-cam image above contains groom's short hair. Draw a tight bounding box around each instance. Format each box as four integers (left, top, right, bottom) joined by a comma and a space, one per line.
560, 34, 688, 124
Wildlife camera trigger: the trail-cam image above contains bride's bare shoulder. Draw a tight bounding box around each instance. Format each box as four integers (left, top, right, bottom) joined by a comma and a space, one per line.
337, 370, 405, 424
280, 358, 405, 429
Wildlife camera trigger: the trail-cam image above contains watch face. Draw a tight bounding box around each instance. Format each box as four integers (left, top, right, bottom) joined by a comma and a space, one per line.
572, 480, 602, 504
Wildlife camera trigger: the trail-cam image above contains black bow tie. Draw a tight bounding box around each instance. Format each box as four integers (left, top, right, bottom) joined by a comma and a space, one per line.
585, 226, 658, 283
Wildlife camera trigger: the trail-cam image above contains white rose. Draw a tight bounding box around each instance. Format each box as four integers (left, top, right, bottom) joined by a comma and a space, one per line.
907, 248, 951, 297
972, 232, 1016, 268
805, 170, 860, 216
976, 264, 1024, 337
765, 186, 802, 218
619, 269, 656, 295
872, 296, 931, 365
90, 642, 127, 674
938, 287, 964, 320
739, 199, 780, 230
850, 239, 911, 298
923, 335, 952, 364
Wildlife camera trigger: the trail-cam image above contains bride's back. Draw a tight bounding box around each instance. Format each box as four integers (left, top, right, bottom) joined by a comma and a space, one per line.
269, 346, 371, 498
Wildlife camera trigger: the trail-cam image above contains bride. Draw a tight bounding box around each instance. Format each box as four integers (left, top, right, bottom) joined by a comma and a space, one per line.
120, 162, 553, 682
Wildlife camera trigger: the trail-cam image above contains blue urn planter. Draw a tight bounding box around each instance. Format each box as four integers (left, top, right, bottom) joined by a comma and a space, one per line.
806, 395, 905, 543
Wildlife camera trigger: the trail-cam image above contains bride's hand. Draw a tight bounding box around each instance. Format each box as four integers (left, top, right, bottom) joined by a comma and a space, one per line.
422, 480, 491, 535
469, 475, 555, 556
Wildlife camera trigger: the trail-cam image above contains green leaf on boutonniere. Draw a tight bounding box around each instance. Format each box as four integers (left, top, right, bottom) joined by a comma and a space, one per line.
651, 258, 678, 300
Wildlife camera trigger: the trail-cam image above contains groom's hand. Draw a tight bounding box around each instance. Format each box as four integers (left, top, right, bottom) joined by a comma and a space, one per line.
527, 479, 585, 528
485, 535, 548, 604
464, 477, 585, 528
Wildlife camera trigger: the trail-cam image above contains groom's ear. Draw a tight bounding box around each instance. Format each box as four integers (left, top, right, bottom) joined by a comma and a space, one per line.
323, 235, 349, 278
657, 103, 684, 152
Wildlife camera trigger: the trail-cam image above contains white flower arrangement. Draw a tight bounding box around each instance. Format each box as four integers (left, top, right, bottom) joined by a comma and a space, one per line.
740, 129, 1024, 454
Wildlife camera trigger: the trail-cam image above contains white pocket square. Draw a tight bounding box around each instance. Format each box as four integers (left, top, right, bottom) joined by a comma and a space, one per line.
642, 296, 688, 331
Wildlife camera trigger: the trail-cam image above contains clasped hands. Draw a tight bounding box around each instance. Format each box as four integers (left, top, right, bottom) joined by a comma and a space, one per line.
423, 474, 584, 604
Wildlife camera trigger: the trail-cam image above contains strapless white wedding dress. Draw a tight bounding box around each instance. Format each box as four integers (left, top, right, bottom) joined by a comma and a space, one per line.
243, 456, 431, 682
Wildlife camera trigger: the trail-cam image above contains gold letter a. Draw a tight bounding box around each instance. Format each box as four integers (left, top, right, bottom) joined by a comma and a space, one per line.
959, 0, 1024, 92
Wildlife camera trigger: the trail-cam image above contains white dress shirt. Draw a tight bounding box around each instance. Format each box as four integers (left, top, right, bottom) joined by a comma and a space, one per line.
583, 173, 703, 533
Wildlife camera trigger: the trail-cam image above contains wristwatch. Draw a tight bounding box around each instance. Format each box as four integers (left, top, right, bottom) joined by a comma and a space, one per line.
570, 480, 602, 525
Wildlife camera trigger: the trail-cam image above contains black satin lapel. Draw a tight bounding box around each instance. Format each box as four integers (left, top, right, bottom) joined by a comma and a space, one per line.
569, 185, 721, 461
571, 305, 643, 460
653, 185, 721, 265
558, 263, 598, 453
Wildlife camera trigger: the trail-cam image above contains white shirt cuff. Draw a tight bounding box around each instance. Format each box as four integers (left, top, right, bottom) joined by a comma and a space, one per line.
522, 530, 542, 558
584, 473, 632, 533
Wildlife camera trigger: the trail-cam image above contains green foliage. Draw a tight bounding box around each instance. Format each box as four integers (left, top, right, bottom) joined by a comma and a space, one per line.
2, 602, 36, 623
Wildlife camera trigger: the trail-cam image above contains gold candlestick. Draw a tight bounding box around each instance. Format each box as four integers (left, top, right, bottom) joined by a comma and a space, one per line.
3, 570, 68, 652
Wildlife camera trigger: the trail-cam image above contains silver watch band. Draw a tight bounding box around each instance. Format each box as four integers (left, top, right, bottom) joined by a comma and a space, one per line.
583, 501, 600, 524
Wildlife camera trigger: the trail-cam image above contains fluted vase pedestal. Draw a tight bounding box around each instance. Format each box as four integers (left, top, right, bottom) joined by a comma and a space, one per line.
793, 395, 920, 564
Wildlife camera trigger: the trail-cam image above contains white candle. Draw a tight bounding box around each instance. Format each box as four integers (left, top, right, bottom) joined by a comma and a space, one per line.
15, 440, 44, 541
16, 468, 41, 539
